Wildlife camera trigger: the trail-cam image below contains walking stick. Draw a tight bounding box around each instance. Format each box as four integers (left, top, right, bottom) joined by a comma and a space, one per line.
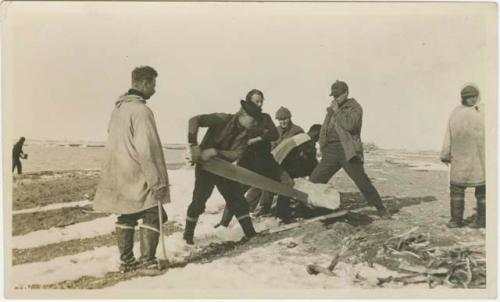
157, 199, 168, 269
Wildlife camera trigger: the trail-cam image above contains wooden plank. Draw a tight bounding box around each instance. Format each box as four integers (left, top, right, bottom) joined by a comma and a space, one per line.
201, 157, 309, 202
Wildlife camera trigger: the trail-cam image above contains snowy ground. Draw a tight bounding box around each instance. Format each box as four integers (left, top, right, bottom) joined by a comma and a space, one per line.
8, 148, 486, 293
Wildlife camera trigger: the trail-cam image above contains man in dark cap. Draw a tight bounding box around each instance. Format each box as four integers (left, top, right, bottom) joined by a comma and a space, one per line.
310, 80, 390, 218
260, 124, 323, 222
184, 99, 262, 244
272, 106, 304, 149
441, 85, 485, 228
12, 137, 27, 174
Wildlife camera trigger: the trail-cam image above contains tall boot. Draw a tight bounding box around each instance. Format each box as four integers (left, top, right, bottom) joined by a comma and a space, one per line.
216, 206, 233, 228
254, 192, 273, 217
469, 186, 486, 228
470, 198, 486, 228
275, 196, 295, 224
237, 215, 257, 239
115, 224, 138, 273
447, 196, 465, 228
245, 188, 263, 212
183, 217, 198, 245
138, 225, 160, 268
366, 192, 391, 219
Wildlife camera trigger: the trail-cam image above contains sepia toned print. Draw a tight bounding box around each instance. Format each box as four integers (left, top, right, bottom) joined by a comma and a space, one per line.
2, 1, 497, 299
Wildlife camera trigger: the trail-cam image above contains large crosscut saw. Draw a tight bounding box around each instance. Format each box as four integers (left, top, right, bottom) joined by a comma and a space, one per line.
201, 158, 346, 216
201, 158, 309, 202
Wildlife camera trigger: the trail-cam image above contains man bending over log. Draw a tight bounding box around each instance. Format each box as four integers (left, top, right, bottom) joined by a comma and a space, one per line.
184, 99, 262, 244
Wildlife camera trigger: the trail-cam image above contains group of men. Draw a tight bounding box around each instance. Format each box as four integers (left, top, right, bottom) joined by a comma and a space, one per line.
90, 66, 485, 274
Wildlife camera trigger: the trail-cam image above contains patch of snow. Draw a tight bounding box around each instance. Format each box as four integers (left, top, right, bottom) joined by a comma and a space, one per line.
11, 214, 280, 287
12, 215, 116, 249
12, 200, 92, 215
11, 169, 223, 249
409, 163, 448, 172
368, 168, 388, 174
162, 168, 224, 223
12, 246, 121, 287
387, 158, 448, 172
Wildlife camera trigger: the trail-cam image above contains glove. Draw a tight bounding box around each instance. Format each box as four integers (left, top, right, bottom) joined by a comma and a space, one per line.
200, 148, 218, 161
441, 157, 451, 165
188, 133, 198, 145
153, 186, 170, 203
189, 145, 202, 164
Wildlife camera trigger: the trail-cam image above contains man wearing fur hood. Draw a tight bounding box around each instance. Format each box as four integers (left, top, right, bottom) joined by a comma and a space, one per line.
441, 85, 485, 228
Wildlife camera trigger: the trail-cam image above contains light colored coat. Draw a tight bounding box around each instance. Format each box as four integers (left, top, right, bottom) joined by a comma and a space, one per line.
93, 93, 170, 214
441, 103, 485, 187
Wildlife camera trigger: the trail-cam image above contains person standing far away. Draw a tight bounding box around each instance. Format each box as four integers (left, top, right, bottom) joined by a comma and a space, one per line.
441, 85, 485, 228
93, 66, 170, 274
272, 106, 304, 149
309, 80, 390, 219
12, 137, 27, 174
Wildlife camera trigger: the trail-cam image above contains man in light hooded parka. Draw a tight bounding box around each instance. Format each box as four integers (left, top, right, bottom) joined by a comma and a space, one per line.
94, 66, 170, 273
441, 85, 485, 228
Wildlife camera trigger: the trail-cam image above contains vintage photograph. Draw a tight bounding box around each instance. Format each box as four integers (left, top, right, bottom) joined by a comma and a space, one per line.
2, 1, 497, 299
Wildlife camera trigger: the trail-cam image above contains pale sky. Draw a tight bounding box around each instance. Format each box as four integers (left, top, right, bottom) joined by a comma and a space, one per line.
3, 2, 497, 150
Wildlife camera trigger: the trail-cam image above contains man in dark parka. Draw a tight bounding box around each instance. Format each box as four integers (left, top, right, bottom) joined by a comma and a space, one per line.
310, 80, 390, 218
216, 89, 293, 226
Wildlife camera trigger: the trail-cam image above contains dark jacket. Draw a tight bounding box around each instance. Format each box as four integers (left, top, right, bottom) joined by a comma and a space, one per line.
319, 98, 364, 161
12, 141, 24, 160
281, 140, 318, 178
189, 113, 249, 163
272, 122, 304, 149
245, 112, 279, 154
238, 112, 282, 180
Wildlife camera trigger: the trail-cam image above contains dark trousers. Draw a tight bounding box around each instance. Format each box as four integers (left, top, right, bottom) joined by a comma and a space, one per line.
187, 165, 251, 220
253, 174, 295, 220
117, 205, 168, 230
310, 142, 384, 210
450, 184, 486, 203
219, 149, 287, 225
253, 156, 318, 220
12, 158, 22, 174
